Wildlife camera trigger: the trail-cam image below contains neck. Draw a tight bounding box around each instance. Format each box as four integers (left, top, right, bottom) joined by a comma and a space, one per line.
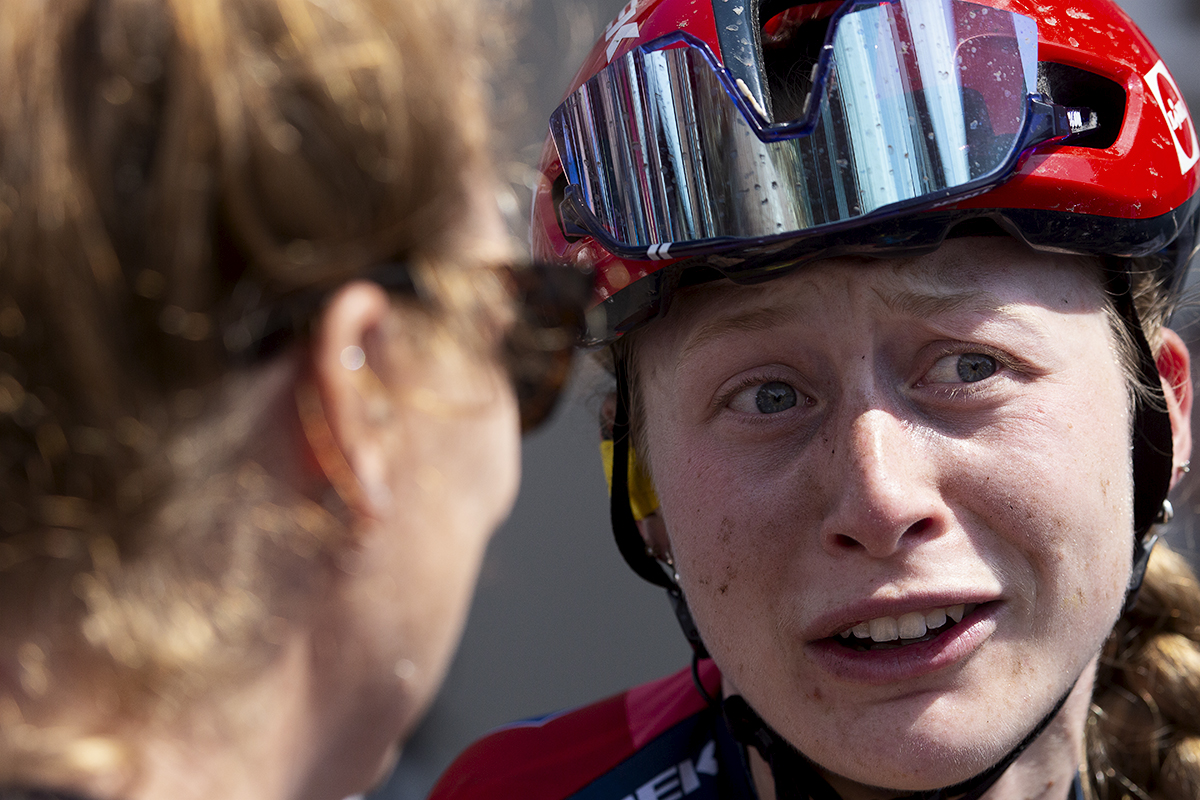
742, 660, 1096, 800
0, 629, 333, 800
128, 632, 321, 800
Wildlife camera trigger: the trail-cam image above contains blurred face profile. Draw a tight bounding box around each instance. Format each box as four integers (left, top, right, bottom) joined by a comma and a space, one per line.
310, 181, 524, 791
634, 237, 1134, 792
0, 0, 537, 794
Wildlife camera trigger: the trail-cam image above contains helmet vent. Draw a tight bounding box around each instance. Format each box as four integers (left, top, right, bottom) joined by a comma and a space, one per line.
1037, 62, 1126, 150
761, 5, 836, 123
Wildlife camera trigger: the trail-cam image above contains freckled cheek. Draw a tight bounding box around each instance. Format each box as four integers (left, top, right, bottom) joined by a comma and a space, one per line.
647, 418, 812, 658
658, 449, 791, 579
985, 419, 1132, 635
661, 491, 796, 668
1054, 412, 1134, 590
659, 475, 737, 588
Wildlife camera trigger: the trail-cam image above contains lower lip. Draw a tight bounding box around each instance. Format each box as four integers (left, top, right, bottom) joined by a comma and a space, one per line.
807, 603, 999, 685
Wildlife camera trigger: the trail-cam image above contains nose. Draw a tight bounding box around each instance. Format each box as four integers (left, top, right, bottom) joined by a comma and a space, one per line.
818, 406, 947, 559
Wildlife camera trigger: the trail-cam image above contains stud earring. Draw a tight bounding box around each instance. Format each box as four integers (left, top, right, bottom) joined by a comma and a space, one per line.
340, 345, 366, 370
1181, 461, 1191, 474
394, 658, 417, 682
646, 545, 675, 567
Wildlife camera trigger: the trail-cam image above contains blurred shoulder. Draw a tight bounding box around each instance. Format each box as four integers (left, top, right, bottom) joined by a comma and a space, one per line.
429, 662, 717, 800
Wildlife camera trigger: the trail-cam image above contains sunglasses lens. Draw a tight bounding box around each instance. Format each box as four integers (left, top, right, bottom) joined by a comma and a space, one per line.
552, 1, 1039, 259
505, 263, 592, 432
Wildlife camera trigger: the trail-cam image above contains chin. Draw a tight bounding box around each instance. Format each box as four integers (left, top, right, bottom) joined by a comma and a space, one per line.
789, 689, 1042, 793
816, 736, 1007, 795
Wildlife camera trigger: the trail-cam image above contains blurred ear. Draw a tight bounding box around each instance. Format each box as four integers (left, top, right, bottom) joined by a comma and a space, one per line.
1157, 328, 1192, 488
306, 281, 397, 520
636, 512, 671, 561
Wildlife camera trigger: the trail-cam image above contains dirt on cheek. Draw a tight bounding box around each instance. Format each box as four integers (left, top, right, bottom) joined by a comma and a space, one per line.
718, 518, 738, 595
719, 517, 734, 545
689, 519, 738, 590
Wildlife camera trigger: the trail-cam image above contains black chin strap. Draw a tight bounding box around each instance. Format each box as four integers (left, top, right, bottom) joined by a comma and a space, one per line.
723, 679, 1078, 800
611, 357, 711, 657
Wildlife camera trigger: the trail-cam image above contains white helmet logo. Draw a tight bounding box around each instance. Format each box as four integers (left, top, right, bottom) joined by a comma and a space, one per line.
1145, 60, 1199, 174
606, 0, 640, 63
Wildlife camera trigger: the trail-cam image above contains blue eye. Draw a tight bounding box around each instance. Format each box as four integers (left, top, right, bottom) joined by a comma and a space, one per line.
955, 354, 997, 382
728, 380, 800, 414
756, 382, 798, 413
926, 353, 999, 384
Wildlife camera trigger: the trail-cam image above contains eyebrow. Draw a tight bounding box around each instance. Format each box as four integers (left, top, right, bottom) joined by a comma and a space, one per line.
679, 286, 1007, 362
876, 287, 1004, 318
678, 305, 798, 363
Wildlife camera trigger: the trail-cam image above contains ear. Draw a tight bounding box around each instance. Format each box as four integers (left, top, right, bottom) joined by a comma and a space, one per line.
636, 512, 672, 563
305, 280, 398, 519
1157, 327, 1192, 488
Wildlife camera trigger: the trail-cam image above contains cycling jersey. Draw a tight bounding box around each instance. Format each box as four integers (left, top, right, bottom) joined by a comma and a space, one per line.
429, 660, 1085, 800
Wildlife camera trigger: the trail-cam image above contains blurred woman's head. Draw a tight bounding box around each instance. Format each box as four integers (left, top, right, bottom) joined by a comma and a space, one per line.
0, 0, 567, 797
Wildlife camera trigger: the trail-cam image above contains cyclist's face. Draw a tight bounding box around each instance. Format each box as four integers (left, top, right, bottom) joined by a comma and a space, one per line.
634, 238, 1138, 793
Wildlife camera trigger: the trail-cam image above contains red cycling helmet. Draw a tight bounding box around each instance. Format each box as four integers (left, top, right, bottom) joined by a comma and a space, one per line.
535, 3, 1198, 797
534, 0, 1199, 344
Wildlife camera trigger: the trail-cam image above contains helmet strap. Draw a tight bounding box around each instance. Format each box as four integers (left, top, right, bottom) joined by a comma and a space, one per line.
611, 355, 710, 658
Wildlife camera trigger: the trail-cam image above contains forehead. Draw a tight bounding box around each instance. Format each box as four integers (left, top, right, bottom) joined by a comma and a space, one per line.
647, 238, 1105, 353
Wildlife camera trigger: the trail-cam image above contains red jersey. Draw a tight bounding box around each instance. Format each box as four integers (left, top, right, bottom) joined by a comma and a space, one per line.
428, 660, 757, 800
430, 660, 1085, 800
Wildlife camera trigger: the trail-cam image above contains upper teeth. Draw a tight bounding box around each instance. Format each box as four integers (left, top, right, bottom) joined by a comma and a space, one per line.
838, 604, 976, 642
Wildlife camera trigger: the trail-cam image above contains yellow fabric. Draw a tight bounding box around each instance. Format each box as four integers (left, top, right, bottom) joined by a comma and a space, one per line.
599, 439, 661, 521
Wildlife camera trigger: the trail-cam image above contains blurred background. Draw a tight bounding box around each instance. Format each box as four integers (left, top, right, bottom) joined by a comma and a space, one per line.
368, 1, 1200, 796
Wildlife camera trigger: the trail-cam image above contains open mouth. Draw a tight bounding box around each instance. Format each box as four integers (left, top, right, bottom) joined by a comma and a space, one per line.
832, 603, 980, 652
